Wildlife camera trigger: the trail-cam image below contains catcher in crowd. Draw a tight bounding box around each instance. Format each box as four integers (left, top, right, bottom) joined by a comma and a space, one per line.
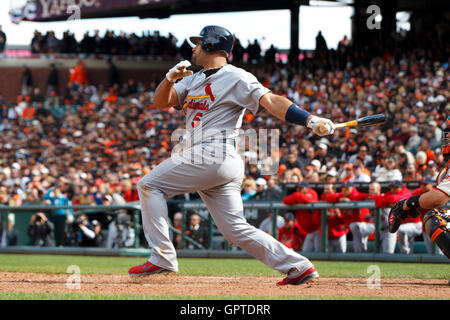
128, 25, 336, 285
388, 117, 450, 258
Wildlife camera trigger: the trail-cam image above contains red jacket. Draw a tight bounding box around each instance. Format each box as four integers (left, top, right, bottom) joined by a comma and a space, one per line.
277, 221, 305, 251
326, 208, 349, 240
283, 188, 321, 233
373, 186, 420, 225
324, 188, 372, 227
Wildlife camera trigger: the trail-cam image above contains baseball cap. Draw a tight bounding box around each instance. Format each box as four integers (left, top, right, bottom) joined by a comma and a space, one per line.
350, 128, 358, 134
255, 177, 267, 186
311, 159, 321, 168
318, 143, 328, 150
298, 180, 310, 188
284, 212, 295, 221
391, 180, 403, 187
327, 169, 337, 177
342, 181, 354, 188
419, 176, 433, 185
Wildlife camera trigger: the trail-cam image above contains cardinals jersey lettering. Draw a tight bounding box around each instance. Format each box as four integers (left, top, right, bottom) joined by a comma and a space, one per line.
173, 64, 270, 143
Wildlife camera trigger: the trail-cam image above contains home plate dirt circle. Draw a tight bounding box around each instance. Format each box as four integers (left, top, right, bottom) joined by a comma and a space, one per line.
0, 272, 448, 298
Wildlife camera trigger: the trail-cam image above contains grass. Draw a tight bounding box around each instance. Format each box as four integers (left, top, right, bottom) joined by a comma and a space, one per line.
0, 254, 448, 279
0, 292, 446, 300
0, 254, 448, 300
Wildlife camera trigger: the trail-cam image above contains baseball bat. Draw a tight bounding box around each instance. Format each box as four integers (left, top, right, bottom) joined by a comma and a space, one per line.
317, 114, 386, 134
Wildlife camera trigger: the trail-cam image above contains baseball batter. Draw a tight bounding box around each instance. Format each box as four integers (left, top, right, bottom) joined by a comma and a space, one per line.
388, 116, 450, 258
128, 25, 336, 285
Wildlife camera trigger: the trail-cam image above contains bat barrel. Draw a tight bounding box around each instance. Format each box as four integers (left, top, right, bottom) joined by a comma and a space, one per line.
358, 114, 386, 127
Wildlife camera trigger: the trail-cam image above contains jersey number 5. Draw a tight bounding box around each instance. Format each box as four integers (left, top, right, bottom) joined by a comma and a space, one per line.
191, 112, 203, 128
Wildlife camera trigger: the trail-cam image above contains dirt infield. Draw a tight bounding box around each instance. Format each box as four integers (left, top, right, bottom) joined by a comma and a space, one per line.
0, 272, 449, 298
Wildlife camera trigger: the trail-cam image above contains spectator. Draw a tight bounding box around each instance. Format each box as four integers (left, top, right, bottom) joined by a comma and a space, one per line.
107, 59, 119, 89
185, 213, 209, 249
0, 25, 6, 55
254, 177, 267, 199
348, 146, 373, 167
258, 210, 285, 236
374, 156, 403, 182
283, 181, 321, 252
350, 163, 371, 183
72, 214, 102, 247
231, 38, 245, 64
241, 178, 257, 201
405, 126, 421, 153
171, 212, 183, 249
325, 181, 373, 252
47, 63, 58, 97
27, 212, 55, 246
321, 183, 348, 253
264, 44, 277, 65
0, 214, 19, 246
69, 60, 88, 86
260, 177, 283, 200
374, 180, 421, 254
315, 31, 328, 52
277, 212, 305, 252
370, 182, 397, 253
179, 39, 192, 60
21, 65, 33, 96
105, 213, 135, 248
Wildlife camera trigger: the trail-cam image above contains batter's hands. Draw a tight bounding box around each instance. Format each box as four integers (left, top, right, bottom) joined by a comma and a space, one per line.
166, 60, 193, 83
307, 116, 336, 136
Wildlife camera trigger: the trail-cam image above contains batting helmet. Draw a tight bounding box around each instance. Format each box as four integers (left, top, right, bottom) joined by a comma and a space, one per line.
189, 25, 234, 57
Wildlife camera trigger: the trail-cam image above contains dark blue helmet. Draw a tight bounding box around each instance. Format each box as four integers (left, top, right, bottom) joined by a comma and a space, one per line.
189, 25, 234, 57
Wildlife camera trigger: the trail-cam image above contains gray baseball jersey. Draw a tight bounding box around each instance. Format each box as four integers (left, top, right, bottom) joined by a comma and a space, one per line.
137, 63, 315, 277
174, 64, 269, 141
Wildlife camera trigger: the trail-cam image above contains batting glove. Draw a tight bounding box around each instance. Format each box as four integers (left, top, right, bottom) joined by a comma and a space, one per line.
166, 60, 193, 83
307, 116, 336, 136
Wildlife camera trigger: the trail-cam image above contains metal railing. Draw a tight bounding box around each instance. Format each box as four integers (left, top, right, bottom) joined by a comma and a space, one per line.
0, 201, 448, 254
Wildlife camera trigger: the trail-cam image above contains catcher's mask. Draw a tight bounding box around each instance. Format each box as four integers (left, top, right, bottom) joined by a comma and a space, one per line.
443, 116, 450, 162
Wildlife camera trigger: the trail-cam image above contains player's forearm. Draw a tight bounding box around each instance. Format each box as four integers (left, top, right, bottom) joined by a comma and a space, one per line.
418, 189, 449, 209
153, 78, 177, 109
260, 93, 312, 124
259, 93, 334, 136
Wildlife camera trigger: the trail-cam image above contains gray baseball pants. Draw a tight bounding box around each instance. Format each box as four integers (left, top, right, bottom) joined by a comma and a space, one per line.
137, 143, 314, 275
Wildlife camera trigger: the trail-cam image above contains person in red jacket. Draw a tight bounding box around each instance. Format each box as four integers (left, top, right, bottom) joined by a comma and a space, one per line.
370, 182, 397, 253
277, 212, 305, 252
411, 176, 443, 255
283, 181, 321, 252
322, 183, 348, 253
325, 181, 374, 252
375, 180, 421, 254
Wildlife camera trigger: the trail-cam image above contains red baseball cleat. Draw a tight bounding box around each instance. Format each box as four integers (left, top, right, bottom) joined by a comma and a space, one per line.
128, 261, 171, 277
277, 267, 319, 286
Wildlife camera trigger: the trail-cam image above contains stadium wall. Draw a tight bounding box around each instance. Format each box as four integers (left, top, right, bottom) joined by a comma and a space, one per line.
0, 58, 172, 102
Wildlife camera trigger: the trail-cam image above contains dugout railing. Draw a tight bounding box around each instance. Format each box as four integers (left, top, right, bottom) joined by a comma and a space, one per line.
0, 201, 448, 262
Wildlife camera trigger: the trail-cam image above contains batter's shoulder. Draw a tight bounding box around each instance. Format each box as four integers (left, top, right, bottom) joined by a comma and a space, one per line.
224, 64, 259, 82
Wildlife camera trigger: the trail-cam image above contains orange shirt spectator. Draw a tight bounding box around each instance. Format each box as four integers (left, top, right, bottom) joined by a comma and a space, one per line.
22, 105, 36, 119
70, 61, 88, 85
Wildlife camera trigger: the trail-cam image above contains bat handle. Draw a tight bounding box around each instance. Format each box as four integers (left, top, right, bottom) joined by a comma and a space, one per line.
335, 120, 358, 128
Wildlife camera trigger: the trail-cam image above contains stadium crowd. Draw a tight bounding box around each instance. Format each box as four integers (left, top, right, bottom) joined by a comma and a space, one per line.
0, 27, 448, 253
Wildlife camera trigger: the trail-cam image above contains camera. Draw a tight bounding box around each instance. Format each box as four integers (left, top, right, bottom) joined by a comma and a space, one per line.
35, 215, 42, 223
